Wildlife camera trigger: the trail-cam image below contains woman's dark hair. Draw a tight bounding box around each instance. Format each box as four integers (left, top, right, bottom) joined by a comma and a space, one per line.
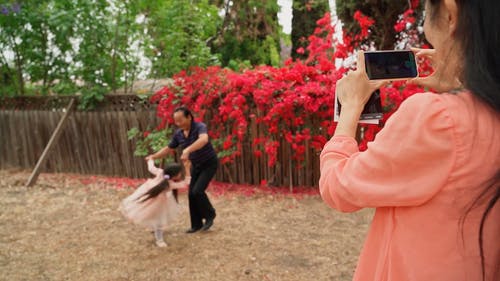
428, 1, 500, 280
459, 173, 500, 280
137, 163, 183, 203
174, 106, 194, 123
428, 0, 500, 112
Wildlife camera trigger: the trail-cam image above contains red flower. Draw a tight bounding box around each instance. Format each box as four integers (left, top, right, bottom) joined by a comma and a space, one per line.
220, 157, 231, 165
353, 10, 375, 38
223, 136, 233, 150
394, 9, 416, 33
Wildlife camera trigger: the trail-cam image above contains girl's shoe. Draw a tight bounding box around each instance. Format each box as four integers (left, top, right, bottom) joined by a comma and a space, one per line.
155, 240, 167, 247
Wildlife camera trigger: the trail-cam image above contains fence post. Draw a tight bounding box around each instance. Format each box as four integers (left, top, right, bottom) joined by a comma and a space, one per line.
26, 98, 76, 187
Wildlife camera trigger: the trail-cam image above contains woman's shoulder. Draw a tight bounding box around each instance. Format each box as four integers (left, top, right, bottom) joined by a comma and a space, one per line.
399, 91, 479, 120
402, 91, 450, 107
391, 92, 451, 124
403, 90, 478, 109
379, 92, 456, 143
398, 90, 498, 140
193, 121, 207, 128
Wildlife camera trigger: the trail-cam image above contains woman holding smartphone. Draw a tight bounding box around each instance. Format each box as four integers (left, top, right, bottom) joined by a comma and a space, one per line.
319, 0, 499, 280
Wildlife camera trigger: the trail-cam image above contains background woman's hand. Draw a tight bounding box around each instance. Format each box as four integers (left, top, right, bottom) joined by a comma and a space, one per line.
180, 148, 190, 161
336, 51, 387, 111
183, 160, 192, 178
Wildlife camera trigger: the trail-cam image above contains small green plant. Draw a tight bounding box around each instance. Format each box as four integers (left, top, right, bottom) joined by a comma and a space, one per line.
127, 126, 174, 161
77, 87, 107, 110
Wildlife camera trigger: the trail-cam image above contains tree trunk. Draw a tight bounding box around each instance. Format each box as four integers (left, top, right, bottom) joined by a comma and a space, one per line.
11, 40, 25, 96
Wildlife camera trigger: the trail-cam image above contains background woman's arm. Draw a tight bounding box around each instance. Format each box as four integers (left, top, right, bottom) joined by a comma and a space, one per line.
181, 133, 209, 160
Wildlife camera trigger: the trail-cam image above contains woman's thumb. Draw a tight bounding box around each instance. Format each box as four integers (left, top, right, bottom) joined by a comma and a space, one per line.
408, 76, 431, 88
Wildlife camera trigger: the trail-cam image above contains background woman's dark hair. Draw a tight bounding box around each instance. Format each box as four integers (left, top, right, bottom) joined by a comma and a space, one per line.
428, 1, 499, 280
174, 106, 194, 123
138, 163, 183, 203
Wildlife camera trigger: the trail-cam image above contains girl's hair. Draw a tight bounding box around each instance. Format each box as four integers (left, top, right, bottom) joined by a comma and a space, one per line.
174, 106, 194, 123
137, 163, 183, 203
428, 1, 500, 280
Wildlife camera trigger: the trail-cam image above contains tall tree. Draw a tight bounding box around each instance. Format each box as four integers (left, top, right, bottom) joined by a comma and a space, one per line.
291, 0, 330, 60
0, 0, 222, 99
336, 0, 422, 49
210, 0, 281, 68
138, 0, 221, 77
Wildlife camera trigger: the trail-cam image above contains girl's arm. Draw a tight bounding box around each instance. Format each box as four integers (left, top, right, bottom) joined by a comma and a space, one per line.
146, 146, 173, 161
183, 160, 192, 185
147, 159, 163, 176
168, 180, 188, 190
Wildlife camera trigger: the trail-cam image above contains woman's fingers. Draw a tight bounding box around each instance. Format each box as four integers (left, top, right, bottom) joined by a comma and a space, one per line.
336, 51, 390, 106
370, 79, 390, 91
411, 47, 435, 59
356, 50, 366, 73
408, 76, 431, 88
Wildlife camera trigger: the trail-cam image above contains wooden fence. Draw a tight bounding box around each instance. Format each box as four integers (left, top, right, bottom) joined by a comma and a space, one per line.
0, 95, 321, 187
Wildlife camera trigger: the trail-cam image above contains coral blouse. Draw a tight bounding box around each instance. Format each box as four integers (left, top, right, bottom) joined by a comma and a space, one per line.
319, 92, 499, 281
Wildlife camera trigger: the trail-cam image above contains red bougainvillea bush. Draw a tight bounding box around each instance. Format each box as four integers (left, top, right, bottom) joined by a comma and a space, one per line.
136, 4, 432, 175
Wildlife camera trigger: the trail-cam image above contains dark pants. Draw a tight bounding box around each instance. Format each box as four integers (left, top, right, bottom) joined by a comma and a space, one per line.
189, 156, 218, 229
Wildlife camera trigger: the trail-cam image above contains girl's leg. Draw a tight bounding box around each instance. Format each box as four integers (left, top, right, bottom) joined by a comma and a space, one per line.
154, 229, 166, 247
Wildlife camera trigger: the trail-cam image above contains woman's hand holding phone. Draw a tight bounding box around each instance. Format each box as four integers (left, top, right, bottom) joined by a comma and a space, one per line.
409, 47, 462, 92
336, 51, 387, 111
334, 52, 387, 137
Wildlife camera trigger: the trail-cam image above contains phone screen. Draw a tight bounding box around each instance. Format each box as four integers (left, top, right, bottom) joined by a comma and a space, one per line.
364, 50, 418, 80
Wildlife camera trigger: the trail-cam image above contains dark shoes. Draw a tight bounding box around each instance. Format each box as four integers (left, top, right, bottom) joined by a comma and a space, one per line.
201, 213, 216, 231
186, 213, 216, 233
185, 227, 201, 234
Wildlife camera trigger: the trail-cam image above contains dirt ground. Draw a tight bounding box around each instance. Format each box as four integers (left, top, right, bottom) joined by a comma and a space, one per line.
0, 169, 373, 281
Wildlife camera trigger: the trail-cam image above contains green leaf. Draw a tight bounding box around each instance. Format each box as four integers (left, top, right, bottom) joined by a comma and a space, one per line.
127, 127, 140, 140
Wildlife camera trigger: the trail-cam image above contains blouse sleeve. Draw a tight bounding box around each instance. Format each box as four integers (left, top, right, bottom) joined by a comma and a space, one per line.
147, 159, 163, 176
319, 93, 456, 212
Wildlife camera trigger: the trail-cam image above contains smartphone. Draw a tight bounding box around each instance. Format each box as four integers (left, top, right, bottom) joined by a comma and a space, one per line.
364, 50, 418, 80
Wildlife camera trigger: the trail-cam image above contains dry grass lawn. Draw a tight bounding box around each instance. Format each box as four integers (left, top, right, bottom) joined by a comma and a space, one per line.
0, 169, 373, 281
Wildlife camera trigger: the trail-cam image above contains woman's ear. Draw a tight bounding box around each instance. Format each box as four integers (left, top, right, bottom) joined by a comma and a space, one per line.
443, 0, 458, 35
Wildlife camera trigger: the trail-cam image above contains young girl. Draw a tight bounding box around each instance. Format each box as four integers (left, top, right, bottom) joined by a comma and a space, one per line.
120, 159, 188, 247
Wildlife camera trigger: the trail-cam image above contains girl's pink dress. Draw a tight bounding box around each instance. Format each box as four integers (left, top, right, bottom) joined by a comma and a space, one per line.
120, 160, 187, 230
